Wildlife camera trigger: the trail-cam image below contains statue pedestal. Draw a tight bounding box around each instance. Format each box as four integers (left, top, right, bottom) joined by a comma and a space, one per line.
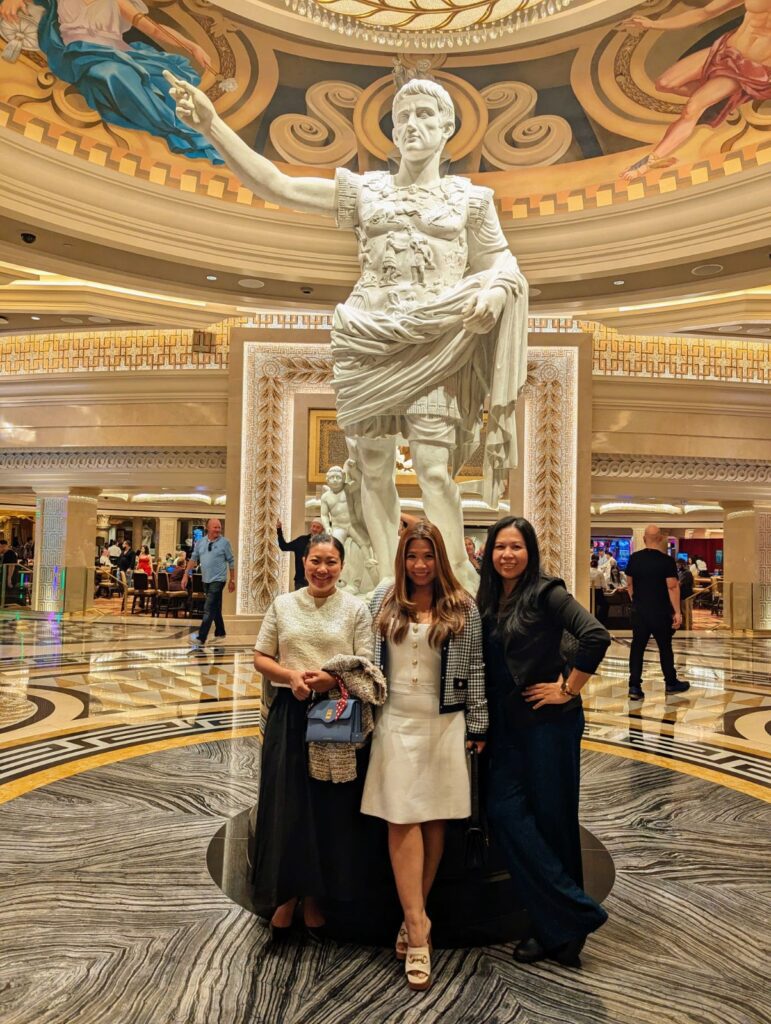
207, 806, 614, 949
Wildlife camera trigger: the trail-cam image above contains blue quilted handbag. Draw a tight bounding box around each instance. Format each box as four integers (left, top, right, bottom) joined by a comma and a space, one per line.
306, 683, 365, 744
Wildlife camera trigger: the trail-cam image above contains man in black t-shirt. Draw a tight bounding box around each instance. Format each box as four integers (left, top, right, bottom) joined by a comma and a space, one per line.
625, 525, 689, 700
0, 540, 18, 597
276, 518, 323, 590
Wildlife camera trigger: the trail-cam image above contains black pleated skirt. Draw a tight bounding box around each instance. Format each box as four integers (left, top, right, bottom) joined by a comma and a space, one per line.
250, 688, 379, 919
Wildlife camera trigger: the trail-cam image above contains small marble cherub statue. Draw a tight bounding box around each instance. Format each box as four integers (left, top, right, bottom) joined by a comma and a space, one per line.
319, 466, 352, 544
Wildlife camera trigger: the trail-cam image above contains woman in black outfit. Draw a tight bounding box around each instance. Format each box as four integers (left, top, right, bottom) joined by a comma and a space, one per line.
477, 517, 611, 967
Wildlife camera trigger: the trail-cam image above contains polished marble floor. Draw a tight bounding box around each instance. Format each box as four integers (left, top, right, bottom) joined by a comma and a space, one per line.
0, 612, 769, 1024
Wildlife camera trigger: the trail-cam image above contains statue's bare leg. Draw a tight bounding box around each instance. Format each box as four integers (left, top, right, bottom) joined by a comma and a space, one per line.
354, 435, 400, 581
410, 440, 479, 593
622, 70, 737, 182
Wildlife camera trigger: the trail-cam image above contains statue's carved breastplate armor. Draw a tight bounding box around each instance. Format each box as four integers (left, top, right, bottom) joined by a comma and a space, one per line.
349, 173, 471, 314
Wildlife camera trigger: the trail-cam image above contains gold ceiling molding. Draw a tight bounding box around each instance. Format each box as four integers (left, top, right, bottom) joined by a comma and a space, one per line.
1, 314, 769, 388
285, 0, 575, 48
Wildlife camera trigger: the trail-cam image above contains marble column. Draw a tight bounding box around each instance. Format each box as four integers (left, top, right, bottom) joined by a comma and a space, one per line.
32, 489, 99, 613
722, 502, 771, 629
631, 527, 646, 555
132, 516, 144, 550
157, 516, 180, 560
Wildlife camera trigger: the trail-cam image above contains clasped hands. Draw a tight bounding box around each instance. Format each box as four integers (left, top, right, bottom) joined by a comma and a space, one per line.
288, 669, 338, 701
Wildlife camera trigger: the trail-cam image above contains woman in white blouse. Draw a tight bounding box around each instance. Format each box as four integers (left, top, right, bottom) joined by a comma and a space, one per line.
251, 533, 373, 940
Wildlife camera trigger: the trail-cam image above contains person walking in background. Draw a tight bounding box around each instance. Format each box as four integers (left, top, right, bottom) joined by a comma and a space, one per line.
362, 521, 487, 992
183, 518, 235, 646
625, 525, 689, 701
477, 516, 610, 968
0, 540, 18, 590
589, 555, 608, 625
277, 518, 324, 590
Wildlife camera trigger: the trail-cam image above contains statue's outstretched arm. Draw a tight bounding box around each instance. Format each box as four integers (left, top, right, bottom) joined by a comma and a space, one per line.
163, 71, 336, 217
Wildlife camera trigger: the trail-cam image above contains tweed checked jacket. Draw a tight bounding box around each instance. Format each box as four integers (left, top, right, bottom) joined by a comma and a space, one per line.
370, 582, 488, 740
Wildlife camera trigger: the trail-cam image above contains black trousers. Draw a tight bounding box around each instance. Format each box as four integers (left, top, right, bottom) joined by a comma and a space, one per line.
629, 608, 676, 687
486, 701, 608, 949
199, 580, 226, 641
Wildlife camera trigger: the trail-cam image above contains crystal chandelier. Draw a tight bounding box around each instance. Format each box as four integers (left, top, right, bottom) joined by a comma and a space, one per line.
282, 0, 574, 49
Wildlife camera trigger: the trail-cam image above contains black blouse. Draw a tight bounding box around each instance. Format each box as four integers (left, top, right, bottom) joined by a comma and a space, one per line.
482, 574, 611, 724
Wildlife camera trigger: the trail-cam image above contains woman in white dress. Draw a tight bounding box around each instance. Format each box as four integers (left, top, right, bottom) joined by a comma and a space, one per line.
362, 521, 487, 990
252, 533, 374, 939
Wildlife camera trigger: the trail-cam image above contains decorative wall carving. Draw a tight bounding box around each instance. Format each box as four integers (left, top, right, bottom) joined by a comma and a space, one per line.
238, 346, 334, 615
0, 319, 238, 375
523, 350, 577, 586
0, 448, 226, 472
592, 454, 771, 484
238, 342, 577, 615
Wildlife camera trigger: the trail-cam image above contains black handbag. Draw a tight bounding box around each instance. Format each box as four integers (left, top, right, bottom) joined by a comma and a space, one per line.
463, 745, 489, 871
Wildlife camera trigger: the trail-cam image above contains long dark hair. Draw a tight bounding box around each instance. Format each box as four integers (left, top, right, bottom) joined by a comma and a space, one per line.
303, 532, 345, 563
477, 516, 542, 637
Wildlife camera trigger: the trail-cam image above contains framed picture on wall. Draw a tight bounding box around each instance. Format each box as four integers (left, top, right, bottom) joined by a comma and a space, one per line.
307, 409, 488, 485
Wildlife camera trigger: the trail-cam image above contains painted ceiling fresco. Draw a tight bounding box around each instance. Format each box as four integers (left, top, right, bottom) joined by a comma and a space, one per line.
0, 0, 769, 211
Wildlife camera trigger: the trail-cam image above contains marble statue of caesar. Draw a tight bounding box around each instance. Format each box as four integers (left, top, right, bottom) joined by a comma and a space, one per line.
165, 70, 529, 590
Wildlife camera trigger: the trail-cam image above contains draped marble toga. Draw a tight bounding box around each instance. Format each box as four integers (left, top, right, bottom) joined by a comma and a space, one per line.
331, 168, 528, 508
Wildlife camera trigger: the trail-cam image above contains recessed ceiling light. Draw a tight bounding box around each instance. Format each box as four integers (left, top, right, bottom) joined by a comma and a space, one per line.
30, 315, 41, 321
691, 263, 723, 277
206, 275, 218, 281
529, 287, 542, 297
60, 316, 83, 324
87, 316, 111, 324
752, 326, 770, 334
0, 316, 8, 325
717, 325, 740, 332
238, 278, 264, 289
613, 279, 625, 286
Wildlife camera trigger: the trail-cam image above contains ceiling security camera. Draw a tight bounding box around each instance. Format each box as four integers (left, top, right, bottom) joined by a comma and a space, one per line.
20, 232, 37, 244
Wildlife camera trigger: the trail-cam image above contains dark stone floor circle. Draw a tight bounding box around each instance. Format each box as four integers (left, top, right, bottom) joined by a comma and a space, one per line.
208, 806, 615, 949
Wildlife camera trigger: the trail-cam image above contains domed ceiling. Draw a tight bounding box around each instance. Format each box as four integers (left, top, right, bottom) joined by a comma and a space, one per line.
0, 0, 769, 334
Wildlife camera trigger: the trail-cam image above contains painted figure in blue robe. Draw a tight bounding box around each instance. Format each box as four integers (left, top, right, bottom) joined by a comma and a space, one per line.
0, 0, 223, 162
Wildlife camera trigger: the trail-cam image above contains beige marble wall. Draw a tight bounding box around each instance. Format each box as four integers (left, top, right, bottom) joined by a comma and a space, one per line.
722, 502, 771, 629
0, 371, 228, 451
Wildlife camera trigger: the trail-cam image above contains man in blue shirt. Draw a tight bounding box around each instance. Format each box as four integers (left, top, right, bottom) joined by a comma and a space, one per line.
182, 518, 236, 646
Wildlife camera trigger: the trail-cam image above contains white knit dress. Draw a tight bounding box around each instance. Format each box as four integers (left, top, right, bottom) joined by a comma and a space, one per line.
361, 623, 470, 824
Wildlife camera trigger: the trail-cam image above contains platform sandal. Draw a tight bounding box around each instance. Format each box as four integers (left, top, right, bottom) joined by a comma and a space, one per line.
395, 922, 409, 961
405, 945, 432, 991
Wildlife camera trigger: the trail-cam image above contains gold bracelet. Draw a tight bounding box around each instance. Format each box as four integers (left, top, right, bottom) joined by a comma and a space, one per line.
560, 678, 580, 698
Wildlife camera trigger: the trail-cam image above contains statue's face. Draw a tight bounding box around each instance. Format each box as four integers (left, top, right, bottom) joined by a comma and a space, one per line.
326, 469, 344, 492
392, 93, 451, 160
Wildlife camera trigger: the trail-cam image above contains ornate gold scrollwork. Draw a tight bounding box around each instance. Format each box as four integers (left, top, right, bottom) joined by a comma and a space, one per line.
269, 81, 362, 167
481, 82, 574, 168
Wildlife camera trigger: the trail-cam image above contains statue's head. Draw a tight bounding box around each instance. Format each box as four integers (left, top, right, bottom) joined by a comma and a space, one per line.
326, 466, 345, 493
392, 79, 455, 160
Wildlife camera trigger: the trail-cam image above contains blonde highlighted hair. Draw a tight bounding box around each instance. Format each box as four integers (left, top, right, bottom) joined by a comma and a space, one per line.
376, 520, 470, 648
